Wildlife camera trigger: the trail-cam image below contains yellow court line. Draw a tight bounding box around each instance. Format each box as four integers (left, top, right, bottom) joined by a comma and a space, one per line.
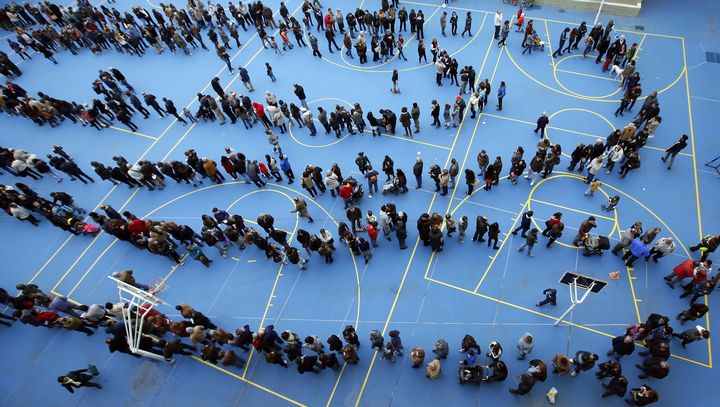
471, 201, 528, 292
341, 4, 444, 69
64, 186, 295, 297
108, 126, 159, 140
191, 356, 307, 407
375, 131, 451, 150
682, 37, 711, 367
480, 112, 693, 157
547, 24, 623, 100
402, 1, 684, 40
355, 30, 500, 407
28, 0, 277, 288
502, 37, 685, 103
472, 173, 617, 292
329, 12, 487, 74
438, 37, 508, 289
427, 276, 712, 368
556, 68, 621, 83
530, 199, 615, 221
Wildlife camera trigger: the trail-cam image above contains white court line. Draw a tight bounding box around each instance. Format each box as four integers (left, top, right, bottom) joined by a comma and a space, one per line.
691, 95, 720, 103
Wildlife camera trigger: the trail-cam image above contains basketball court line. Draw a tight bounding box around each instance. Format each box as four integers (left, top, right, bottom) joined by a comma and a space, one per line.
352, 28, 501, 407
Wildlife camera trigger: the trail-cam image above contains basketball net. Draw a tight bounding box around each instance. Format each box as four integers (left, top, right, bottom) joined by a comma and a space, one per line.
108, 276, 168, 361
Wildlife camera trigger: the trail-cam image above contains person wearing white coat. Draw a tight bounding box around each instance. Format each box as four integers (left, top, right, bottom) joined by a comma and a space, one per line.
585, 157, 603, 184
324, 170, 340, 197
605, 145, 624, 173
468, 92, 480, 119
493, 11, 503, 39
127, 163, 154, 190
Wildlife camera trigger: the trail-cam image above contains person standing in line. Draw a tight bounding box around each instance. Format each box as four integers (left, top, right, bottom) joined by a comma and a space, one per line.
552, 28, 570, 57
411, 103, 421, 133
570, 351, 598, 376
163, 97, 188, 125
493, 10, 502, 39
364, 165, 380, 198
9, 203, 40, 226
413, 157, 423, 189
496, 81, 506, 111
648, 237, 675, 262
661, 135, 688, 170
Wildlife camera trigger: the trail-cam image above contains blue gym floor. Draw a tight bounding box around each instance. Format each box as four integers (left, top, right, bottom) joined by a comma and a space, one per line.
1, 0, 720, 405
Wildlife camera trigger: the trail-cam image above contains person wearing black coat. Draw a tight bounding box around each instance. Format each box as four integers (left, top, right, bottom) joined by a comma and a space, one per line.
607, 335, 635, 359
429, 226, 443, 252
487, 222, 500, 249
396, 220, 408, 249
396, 169, 408, 193
473, 216, 488, 242
483, 164, 496, 191
464, 168, 476, 195
567, 143, 586, 171
413, 157, 423, 188
163, 97, 188, 125
327, 334, 343, 352
511, 211, 533, 237
636, 357, 669, 379
509, 374, 535, 395
58, 369, 102, 393
601, 375, 628, 398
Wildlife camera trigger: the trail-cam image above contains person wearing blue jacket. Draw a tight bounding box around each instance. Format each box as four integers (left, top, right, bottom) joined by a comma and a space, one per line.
496, 81, 506, 111
623, 238, 651, 267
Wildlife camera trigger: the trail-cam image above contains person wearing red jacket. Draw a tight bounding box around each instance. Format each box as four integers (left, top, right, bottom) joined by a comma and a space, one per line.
252, 101, 273, 129
339, 183, 354, 208
127, 218, 148, 235
665, 259, 711, 289
32, 310, 60, 326
367, 221, 380, 247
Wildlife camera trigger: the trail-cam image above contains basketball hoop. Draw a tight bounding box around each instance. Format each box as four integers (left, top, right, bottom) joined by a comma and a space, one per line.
147, 277, 167, 296
554, 271, 607, 326
108, 276, 169, 361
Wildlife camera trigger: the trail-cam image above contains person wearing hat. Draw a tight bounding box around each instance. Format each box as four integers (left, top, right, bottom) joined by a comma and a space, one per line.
534, 112, 549, 138
290, 197, 314, 223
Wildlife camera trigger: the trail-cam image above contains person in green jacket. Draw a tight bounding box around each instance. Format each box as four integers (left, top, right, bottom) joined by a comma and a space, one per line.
517, 228, 539, 257
186, 243, 212, 267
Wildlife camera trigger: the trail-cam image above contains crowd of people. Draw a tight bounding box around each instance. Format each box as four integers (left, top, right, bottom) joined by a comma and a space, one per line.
0, 0, 715, 405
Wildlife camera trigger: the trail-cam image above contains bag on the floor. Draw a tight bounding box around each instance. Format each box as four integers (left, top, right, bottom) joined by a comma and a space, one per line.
88, 364, 100, 376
